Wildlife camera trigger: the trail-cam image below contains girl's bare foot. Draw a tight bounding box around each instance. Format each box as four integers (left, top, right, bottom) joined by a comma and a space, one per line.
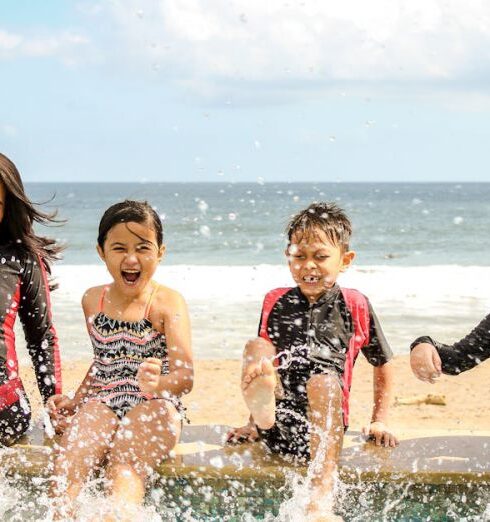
241, 358, 276, 429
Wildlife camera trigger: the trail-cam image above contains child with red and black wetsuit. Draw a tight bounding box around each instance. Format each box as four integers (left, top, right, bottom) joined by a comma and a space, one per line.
229, 202, 397, 522
0, 153, 62, 446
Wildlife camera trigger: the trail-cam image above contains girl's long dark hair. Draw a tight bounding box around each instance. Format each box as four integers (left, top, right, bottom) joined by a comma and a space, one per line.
0, 153, 63, 273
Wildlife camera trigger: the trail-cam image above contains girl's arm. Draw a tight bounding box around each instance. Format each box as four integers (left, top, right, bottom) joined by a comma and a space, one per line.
48, 288, 100, 426
18, 254, 62, 403
138, 289, 193, 397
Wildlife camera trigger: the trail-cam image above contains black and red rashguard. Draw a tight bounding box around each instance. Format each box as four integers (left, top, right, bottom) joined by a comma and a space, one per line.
411, 314, 490, 375
0, 244, 62, 445
256, 284, 392, 458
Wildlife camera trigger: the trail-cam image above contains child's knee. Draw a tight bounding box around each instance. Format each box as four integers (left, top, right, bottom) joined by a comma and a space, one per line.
307, 373, 342, 400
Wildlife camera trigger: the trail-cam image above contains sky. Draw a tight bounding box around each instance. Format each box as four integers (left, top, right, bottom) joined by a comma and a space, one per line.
1, 0, 490, 182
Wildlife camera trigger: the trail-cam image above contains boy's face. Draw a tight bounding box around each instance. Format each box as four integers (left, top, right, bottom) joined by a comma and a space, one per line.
286, 228, 355, 303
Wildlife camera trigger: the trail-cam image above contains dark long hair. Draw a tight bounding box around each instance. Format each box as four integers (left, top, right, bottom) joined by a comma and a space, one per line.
0, 153, 63, 273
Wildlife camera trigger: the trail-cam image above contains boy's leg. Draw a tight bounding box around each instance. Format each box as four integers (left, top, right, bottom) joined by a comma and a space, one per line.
51, 401, 118, 518
105, 399, 181, 511
241, 337, 277, 430
306, 373, 344, 521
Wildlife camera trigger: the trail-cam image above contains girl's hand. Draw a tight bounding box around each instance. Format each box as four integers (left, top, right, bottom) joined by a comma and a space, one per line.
137, 357, 163, 394
47, 394, 77, 434
410, 343, 442, 383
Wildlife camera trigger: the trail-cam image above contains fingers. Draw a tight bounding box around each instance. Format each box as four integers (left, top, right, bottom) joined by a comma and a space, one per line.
137, 359, 162, 393
411, 344, 442, 382
366, 422, 399, 448
432, 349, 442, 374
226, 425, 259, 444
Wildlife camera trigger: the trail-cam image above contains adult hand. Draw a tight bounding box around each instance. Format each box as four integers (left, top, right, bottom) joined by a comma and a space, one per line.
362, 421, 398, 447
137, 357, 163, 394
410, 343, 442, 383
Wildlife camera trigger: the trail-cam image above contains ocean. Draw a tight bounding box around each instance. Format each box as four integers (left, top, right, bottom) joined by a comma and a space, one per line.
18, 182, 490, 360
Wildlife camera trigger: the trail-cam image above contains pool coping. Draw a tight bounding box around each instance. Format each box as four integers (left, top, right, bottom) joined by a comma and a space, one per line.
2, 425, 489, 485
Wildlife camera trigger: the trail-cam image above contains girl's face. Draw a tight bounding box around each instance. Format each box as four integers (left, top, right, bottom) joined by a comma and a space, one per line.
97, 220, 164, 296
0, 181, 5, 223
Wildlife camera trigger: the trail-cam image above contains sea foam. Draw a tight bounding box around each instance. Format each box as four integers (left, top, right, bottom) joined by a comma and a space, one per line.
14, 264, 490, 360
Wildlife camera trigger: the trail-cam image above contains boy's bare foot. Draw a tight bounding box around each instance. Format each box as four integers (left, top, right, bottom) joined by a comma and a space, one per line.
241, 358, 276, 429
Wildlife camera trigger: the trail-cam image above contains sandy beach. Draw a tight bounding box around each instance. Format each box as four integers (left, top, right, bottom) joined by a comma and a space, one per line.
20, 355, 490, 433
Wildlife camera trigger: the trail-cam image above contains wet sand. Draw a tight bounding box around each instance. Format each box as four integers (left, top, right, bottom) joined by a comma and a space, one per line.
20, 355, 489, 433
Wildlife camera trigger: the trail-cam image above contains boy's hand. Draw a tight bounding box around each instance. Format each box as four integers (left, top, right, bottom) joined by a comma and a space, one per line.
137, 357, 162, 394
362, 421, 398, 447
410, 343, 442, 383
226, 423, 259, 444
47, 394, 77, 434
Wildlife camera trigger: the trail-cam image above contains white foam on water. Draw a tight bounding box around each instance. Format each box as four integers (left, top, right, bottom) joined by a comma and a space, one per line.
13, 264, 490, 361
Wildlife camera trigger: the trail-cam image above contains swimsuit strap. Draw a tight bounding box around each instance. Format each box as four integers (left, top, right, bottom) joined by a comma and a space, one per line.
98, 285, 110, 313
144, 284, 159, 319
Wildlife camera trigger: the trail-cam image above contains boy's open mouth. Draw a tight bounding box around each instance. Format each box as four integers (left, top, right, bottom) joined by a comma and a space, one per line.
121, 270, 141, 285
303, 275, 320, 284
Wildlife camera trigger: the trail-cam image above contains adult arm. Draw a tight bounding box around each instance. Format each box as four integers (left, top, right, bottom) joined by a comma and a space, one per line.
411, 313, 490, 375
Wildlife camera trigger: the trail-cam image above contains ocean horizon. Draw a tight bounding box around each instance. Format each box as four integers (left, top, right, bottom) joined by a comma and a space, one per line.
14, 182, 490, 361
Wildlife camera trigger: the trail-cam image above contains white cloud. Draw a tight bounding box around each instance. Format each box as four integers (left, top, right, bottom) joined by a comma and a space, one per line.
0, 28, 90, 64
103, 0, 490, 91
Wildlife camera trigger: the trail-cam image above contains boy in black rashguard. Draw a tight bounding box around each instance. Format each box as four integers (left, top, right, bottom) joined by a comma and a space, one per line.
410, 316, 490, 382
231, 202, 397, 522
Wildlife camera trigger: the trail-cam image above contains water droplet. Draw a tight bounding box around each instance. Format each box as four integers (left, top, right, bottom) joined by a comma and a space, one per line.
199, 225, 211, 238
197, 200, 208, 213
210, 456, 224, 468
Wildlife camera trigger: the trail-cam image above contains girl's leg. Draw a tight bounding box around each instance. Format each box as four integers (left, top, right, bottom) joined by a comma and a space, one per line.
51, 401, 119, 516
105, 399, 181, 507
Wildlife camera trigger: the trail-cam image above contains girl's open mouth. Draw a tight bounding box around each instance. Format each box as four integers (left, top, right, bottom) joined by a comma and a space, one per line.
121, 270, 141, 285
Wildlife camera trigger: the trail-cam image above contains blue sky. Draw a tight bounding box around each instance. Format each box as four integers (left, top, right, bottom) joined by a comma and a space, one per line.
1, 0, 490, 182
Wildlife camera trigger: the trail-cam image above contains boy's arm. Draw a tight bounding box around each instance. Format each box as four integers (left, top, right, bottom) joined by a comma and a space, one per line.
361, 302, 398, 447
364, 362, 398, 447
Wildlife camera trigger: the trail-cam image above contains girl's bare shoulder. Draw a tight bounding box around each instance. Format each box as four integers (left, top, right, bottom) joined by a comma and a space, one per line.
81, 285, 107, 316
153, 283, 187, 310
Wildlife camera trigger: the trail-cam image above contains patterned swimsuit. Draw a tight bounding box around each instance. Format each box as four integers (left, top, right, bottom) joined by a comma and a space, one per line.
88, 285, 183, 419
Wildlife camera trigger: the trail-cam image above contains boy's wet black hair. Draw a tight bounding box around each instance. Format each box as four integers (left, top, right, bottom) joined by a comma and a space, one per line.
286, 202, 352, 251
98, 200, 163, 249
